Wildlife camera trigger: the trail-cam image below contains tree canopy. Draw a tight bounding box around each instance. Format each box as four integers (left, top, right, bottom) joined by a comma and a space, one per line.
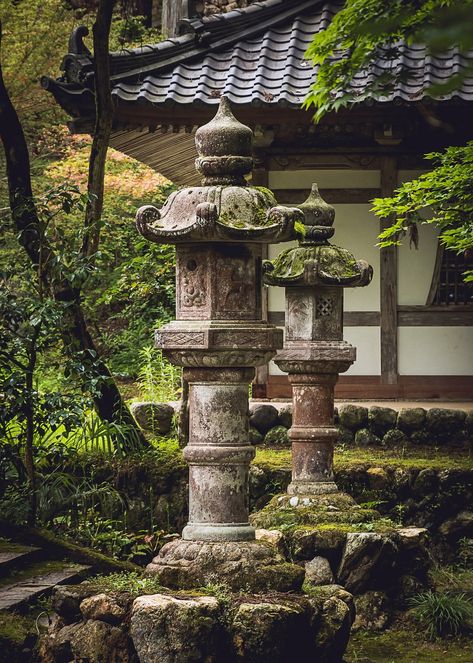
304, 0, 473, 280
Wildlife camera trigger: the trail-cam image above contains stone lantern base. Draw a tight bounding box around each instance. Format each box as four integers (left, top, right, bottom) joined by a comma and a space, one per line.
146, 539, 304, 593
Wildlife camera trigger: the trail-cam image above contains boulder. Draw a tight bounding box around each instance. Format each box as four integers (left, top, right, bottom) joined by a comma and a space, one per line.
130, 402, 174, 435
409, 430, 431, 446
264, 425, 290, 446
397, 408, 426, 433
230, 601, 307, 662
354, 428, 380, 447
368, 406, 397, 436
398, 574, 425, 600
309, 590, 353, 663
277, 405, 293, 429
337, 426, 355, 446
38, 622, 82, 663
80, 593, 128, 625
438, 510, 473, 539
352, 591, 389, 631
337, 532, 398, 594
412, 469, 438, 497
338, 404, 368, 431
255, 528, 284, 551
305, 556, 335, 586
130, 594, 223, 663
286, 527, 346, 564
382, 429, 408, 447
51, 584, 98, 624
249, 426, 264, 446
366, 467, 389, 491
465, 411, 473, 434
70, 620, 131, 663
426, 408, 466, 437
249, 404, 279, 434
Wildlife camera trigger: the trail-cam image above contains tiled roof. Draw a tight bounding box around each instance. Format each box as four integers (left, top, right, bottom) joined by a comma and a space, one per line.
43, 0, 473, 118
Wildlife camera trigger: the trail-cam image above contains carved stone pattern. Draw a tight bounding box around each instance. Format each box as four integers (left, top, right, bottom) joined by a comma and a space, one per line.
216, 257, 254, 313
316, 297, 333, 318
182, 271, 206, 307
158, 332, 206, 347
164, 350, 274, 368
213, 331, 267, 347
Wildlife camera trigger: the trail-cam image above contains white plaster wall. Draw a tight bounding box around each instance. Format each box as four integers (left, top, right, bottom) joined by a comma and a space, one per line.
398, 222, 438, 305
398, 327, 473, 375
269, 326, 380, 376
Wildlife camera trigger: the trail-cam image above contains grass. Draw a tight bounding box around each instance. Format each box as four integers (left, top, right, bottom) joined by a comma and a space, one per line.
254, 445, 473, 472
346, 628, 473, 662
86, 571, 164, 597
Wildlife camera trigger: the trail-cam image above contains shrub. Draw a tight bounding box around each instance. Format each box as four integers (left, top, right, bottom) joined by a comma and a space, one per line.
409, 590, 473, 639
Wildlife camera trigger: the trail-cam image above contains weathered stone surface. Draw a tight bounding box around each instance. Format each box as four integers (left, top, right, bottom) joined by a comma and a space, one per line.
382, 428, 408, 447
80, 593, 128, 625
395, 527, 429, 550
249, 404, 279, 434
309, 588, 354, 663
231, 601, 306, 662
249, 426, 264, 445
369, 406, 397, 436
264, 425, 290, 446
305, 556, 334, 586
337, 533, 398, 594
366, 467, 389, 490
409, 430, 431, 445
147, 539, 304, 592
285, 527, 347, 565
466, 411, 473, 434
338, 404, 368, 431
277, 405, 293, 429
354, 428, 380, 446
426, 408, 466, 436
337, 426, 355, 445
412, 468, 438, 497
438, 510, 473, 538
255, 528, 284, 550
70, 619, 132, 662
398, 574, 424, 599
131, 594, 222, 663
352, 591, 389, 631
38, 622, 81, 663
397, 407, 426, 433
51, 584, 98, 624
130, 402, 174, 434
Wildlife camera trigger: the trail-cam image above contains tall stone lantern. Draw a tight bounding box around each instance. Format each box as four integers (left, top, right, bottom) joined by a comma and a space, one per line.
136, 98, 303, 590
263, 185, 372, 500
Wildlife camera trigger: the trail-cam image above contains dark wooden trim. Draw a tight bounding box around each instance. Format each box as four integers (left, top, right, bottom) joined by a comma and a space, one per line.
379, 156, 398, 385
266, 375, 473, 400
268, 311, 381, 326
273, 188, 380, 205
398, 305, 473, 326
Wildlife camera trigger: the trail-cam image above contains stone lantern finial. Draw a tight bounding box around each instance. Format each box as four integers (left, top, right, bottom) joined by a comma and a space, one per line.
195, 96, 253, 186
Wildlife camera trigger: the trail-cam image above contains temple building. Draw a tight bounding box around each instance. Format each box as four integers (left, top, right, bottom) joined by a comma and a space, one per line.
43, 0, 473, 399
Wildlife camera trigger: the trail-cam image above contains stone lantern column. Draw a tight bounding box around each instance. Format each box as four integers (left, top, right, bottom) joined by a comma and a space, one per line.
263, 185, 373, 499
135, 98, 304, 591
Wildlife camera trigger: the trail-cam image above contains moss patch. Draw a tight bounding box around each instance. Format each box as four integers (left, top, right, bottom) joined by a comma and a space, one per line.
253, 446, 473, 472
346, 628, 473, 662
0, 611, 34, 646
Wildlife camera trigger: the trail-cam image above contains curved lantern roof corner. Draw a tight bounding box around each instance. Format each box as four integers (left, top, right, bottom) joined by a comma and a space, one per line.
136, 97, 302, 244
263, 184, 373, 287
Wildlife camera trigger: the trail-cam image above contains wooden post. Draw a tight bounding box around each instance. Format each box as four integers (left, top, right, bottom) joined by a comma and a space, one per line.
380, 156, 398, 384
252, 153, 269, 398
162, 1, 195, 37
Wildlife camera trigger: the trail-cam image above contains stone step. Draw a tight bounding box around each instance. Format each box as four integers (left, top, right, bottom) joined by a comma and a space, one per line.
0, 562, 91, 611
0, 545, 42, 577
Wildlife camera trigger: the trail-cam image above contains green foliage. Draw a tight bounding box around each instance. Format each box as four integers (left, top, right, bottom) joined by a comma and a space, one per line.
374, 142, 473, 281
409, 590, 473, 639
89, 570, 164, 595
138, 346, 181, 402
304, 0, 473, 120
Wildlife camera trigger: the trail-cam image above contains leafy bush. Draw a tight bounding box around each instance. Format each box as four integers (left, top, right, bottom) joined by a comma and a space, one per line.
138, 346, 181, 402
409, 590, 473, 639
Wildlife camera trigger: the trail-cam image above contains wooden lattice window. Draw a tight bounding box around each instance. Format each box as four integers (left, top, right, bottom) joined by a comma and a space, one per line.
427, 244, 473, 305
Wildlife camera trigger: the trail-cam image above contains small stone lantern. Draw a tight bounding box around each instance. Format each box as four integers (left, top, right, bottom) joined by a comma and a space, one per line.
263, 184, 372, 499
136, 98, 303, 590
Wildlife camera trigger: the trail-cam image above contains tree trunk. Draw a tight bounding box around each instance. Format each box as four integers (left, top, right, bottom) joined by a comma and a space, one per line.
0, 20, 148, 451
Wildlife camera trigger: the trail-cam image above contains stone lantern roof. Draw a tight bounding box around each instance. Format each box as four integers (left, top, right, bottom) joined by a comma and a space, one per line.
136, 97, 301, 244
263, 184, 373, 287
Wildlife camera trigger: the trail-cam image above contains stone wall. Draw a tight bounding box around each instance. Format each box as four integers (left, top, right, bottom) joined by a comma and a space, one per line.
248, 403, 473, 449
197, 0, 256, 15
